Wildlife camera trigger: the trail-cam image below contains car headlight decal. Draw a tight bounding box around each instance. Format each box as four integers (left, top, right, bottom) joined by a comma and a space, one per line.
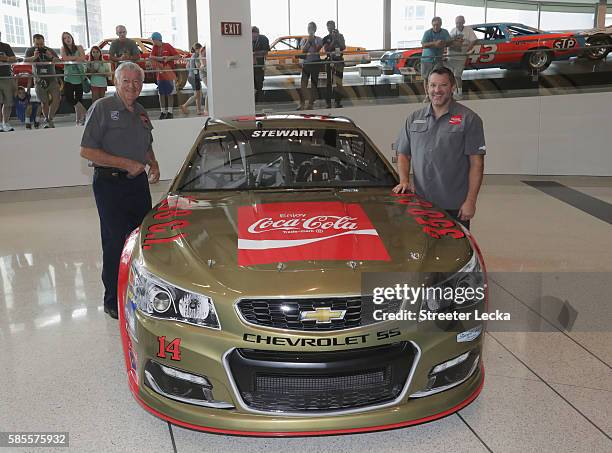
129, 261, 220, 329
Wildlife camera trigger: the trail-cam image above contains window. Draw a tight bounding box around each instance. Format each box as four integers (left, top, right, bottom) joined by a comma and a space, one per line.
251, 0, 289, 40
3, 15, 25, 45
30, 20, 48, 39
289, 0, 337, 37
26, 0, 87, 48
2, 0, 20, 7
29, 0, 45, 14
485, 1, 538, 28
85, 0, 141, 47
539, 4, 594, 31
391, 0, 435, 48
141, 0, 188, 48
435, 0, 485, 30
339, 0, 383, 51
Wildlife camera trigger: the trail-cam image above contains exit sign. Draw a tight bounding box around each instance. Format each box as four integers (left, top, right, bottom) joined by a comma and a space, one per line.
221, 22, 242, 36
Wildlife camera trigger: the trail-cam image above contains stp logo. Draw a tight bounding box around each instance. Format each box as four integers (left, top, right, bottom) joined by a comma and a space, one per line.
238, 202, 390, 266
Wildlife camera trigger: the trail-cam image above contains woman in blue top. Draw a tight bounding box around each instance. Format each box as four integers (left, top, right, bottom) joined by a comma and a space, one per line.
60, 32, 87, 125
87, 46, 111, 103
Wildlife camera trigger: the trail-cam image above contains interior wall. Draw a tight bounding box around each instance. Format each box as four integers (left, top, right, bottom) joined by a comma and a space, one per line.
1, 91, 611, 192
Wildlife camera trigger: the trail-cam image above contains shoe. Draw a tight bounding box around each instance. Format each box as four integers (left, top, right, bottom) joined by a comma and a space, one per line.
159, 112, 167, 120
104, 305, 119, 319
296, 104, 305, 111
34, 122, 40, 129
180, 105, 188, 115
166, 112, 173, 120
26, 123, 32, 130
48, 119, 55, 128
305, 103, 313, 110
1, 123, 14, 132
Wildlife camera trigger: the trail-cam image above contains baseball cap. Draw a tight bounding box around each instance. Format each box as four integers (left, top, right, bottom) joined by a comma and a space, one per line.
151, 32, 162, 41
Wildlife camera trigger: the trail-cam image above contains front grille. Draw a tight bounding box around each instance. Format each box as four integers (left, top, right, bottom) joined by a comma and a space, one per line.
237, 296, 379, 331
228, 342, 416, 413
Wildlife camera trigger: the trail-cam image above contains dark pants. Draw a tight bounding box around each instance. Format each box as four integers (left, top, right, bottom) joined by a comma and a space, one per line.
300, 62, 321, 107
63, 81, 83, 106
325, 60, 344, 106
93, 170, 152, 311
254, 66, 265, 103
447, 209, 470, 230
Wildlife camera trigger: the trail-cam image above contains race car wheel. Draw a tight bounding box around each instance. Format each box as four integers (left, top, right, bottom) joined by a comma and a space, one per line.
408, 53, 422, 76
585, 35, 612, 61
523, 48, 552, 73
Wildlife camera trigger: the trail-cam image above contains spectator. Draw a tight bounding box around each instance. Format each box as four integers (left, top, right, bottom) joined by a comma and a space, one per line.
24, 34, 61, 128
109, 25, 140, 67
420, 17, 450, 98
180, 42, 204, 115
448, 16, 477, 99
199, 45, 209, 115
14, 86, 40, 129
0, 31, 17, 132
322, 20, 346, 109
60, 31, 87, 125
252, 26, 270, 104
149, 32, 181, 119
88, 45, 112, 103
298, 22, 323, 110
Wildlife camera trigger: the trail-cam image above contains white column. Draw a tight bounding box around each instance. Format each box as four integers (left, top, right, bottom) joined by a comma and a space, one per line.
205, 0, 255, 118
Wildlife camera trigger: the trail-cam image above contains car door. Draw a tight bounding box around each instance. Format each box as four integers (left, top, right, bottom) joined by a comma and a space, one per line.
468, 25, 511, 69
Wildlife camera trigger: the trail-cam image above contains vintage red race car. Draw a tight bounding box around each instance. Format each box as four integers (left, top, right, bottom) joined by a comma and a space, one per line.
381, 22, 587, 78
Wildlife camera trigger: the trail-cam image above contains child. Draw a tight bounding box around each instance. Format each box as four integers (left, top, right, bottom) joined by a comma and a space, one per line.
87, 45, 111, 103
14, 86, 41, 129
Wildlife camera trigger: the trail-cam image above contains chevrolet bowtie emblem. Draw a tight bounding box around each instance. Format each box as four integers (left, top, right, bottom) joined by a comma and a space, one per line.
300, 307, 347, 324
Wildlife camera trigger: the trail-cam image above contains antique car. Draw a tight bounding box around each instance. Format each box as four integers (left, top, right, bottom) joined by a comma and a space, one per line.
381, 22, 587, 78
576, 25, 612, 60
12, 37, 190, 90
118, 114, 486, 436
265, 36, 371, 74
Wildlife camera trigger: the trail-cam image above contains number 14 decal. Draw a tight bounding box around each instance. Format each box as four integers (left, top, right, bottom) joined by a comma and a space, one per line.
468, 44, 497, 64
157, 336, 182, 361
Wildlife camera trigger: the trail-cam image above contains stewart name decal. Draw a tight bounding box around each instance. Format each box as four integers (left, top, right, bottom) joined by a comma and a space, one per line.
237, 201, 390, 266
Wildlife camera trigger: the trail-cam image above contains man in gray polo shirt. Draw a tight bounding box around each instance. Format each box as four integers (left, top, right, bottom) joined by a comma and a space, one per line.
80, 61, 160, 319
393, 66, 485, 229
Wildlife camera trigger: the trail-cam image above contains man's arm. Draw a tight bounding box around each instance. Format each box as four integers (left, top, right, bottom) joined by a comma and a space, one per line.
392, 153, 414, 193
80, 146, 145, 177
458, 155, 484, 220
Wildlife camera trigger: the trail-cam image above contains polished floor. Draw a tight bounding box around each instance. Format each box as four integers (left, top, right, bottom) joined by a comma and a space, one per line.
0, 176, 611, 452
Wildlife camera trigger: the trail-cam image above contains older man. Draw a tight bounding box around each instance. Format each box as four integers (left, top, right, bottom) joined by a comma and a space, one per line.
448, 16, 478, 98
420, 17, 450, 98
80, 62, 160, 319
393, 66, 485, 229
109, 25, 140, 66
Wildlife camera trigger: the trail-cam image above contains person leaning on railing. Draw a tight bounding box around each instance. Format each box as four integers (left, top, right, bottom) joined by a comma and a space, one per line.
298, 21, 323, 111
180, 42, 205, 116
60, 31, 87, 126
88, 45, 112, 103
0, 30, 18, 132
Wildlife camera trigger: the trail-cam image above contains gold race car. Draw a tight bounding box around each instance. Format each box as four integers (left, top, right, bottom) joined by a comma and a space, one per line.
118, 114, 486, 436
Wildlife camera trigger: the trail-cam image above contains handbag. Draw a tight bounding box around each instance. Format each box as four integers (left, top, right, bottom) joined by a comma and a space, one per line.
82, 76, 91, 93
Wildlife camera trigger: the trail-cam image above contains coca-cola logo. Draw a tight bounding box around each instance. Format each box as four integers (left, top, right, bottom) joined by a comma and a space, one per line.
247, 215, 358, 234
237, 202, 390, 265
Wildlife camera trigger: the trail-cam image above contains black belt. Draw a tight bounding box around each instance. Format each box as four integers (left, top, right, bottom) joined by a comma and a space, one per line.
94, 167, 129, 178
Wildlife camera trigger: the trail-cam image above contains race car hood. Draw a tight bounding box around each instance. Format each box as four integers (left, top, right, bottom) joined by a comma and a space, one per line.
138, 189, 473, 282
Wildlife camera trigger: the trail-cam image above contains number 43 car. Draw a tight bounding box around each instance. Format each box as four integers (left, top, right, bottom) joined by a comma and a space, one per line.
381, 22, 586, 77
118, 114, 487, 436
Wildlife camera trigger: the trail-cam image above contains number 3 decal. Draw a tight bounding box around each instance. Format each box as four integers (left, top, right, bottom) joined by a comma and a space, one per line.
469, 44, 497, 64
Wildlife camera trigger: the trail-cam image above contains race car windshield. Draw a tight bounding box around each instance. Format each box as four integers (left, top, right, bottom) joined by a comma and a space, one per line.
176, 128, 398, 191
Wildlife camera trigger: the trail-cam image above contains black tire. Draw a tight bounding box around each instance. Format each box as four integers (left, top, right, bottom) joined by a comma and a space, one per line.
523, 48, 552, 74
585, 35, 612, 61
407, 53, 422, 76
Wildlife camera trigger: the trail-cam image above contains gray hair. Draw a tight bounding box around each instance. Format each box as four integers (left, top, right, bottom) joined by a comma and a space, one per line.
114, 61, 144, 82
